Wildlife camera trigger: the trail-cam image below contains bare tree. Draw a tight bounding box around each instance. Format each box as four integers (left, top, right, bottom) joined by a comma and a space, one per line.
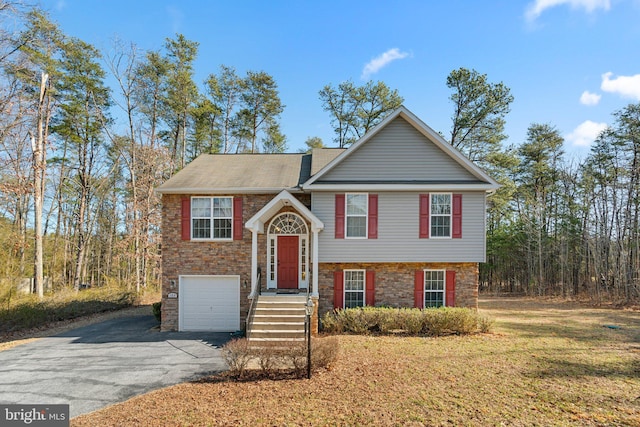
12, 10, 64, 297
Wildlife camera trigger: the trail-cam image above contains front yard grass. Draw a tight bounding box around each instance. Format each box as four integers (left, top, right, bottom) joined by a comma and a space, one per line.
72, 297, 640, 426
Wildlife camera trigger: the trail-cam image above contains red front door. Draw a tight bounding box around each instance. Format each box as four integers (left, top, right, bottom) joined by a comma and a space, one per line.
277, 235, 299, 289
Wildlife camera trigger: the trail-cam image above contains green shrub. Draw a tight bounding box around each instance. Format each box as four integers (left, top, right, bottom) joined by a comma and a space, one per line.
321, 306, 491, 337
321, 307, 384, 334
340, 308, 372, 334
377, 307, 400, 334
422, 308, 448, 336
320, 309, 345, 333
448, 308, 479, 334
478, 314, 494, 333
152, 301, 162, 322
422, 307, 479, 336
397, 308, 424, 334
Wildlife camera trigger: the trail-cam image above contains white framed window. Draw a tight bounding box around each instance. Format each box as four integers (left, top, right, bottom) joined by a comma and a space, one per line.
424, 270, 445, 308
346, 193, 367, 238
269, 213, 307, 235
269, 238, 276, 281
191, 197, 232, 240
344, 270, 365, 308
430, 193, 451, 238
300, 238, 307, 281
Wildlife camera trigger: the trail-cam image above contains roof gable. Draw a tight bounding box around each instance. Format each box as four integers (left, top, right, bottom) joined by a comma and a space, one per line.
156, 106, 499, 195
245, 189, 324, 233
315, 116, 477, 182
303, 106, 499, 190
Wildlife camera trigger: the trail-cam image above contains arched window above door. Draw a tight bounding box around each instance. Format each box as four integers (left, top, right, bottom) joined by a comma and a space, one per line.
268, 213, 307, 235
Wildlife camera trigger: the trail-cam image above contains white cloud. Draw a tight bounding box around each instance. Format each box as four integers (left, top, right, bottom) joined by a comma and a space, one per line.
166, 6, 184, 33
601, 72, 640, 100
361, 48, 409, 80
566, 120, 608, 146
580, 90, 601, 106
525, 0, 611, 21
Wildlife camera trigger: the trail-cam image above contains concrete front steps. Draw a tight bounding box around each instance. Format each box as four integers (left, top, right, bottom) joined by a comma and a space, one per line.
247, 294, 308, 345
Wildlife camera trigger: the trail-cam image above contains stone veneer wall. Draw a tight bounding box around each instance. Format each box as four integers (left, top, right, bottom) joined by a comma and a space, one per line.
161, 193, 311, 331
317, 262, 479, 319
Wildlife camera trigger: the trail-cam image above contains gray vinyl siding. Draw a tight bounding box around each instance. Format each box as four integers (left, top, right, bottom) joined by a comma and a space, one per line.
313, 191, 487, 263
318, 117, 479, 183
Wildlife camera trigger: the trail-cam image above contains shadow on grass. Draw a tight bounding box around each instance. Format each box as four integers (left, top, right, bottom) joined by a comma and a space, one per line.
194, 369, 306, 384
496, 313, 640, 345
525, 356, 640, 380
481, 297, 588, 312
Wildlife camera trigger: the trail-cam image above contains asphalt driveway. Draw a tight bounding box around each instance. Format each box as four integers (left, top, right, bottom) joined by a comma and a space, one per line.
0, 314, 231, 418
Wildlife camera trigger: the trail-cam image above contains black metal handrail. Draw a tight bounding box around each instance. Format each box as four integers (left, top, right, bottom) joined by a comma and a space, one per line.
245, 269, 261, 338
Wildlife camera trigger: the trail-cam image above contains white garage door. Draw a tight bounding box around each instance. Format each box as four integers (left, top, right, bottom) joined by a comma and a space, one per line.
179, 275, 240, 332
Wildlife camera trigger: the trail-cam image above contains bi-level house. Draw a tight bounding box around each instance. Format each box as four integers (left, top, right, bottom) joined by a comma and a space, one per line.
156, 106, 499, 338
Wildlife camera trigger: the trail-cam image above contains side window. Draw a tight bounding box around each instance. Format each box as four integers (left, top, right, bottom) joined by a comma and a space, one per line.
191, 197, 212, 239
430, 193, 451, 238
424, 270, 445, 308
191, 197, 233, 240
346, 193, 367, 238
212, 197, 232, 239
344, 270, 365, 308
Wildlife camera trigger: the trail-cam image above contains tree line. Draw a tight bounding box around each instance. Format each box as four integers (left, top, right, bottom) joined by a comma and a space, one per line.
485, 105, 640, 303
0, 5, 289, 296
1, 3, 637, 304
0, 4, 402, 297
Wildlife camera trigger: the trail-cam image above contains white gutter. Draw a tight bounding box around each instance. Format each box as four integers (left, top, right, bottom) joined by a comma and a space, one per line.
302, 183, 500, 192
156, 187, 305, 195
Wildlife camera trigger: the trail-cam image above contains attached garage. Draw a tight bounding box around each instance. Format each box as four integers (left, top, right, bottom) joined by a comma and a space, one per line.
179, 275, 240, 332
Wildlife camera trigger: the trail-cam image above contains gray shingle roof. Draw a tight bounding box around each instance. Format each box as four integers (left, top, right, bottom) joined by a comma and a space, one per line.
156, 150, 343, 194
310, 148, 346, 175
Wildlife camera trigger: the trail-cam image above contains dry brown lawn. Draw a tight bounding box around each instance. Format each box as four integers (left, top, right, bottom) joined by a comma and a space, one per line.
64, 297, 640, 425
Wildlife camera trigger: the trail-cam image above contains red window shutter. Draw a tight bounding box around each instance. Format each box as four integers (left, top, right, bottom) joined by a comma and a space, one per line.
452, 194, 462, 239
333, 271, 344, 309
368, 194, 378, 239
446, 270, 456, 307
419, 194, 430, 238
365, 270, 375, 306
181, 197, 191, 240
233, 197, 243, 240
414, 270, 424, 308
335, 194, 345, 239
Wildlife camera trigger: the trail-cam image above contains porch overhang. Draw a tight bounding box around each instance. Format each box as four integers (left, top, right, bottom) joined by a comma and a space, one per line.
246, 190, 323, 299
245, 189, 324, 234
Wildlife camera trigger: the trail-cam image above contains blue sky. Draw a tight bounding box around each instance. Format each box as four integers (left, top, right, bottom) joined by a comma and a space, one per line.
45, 0, 640, 158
